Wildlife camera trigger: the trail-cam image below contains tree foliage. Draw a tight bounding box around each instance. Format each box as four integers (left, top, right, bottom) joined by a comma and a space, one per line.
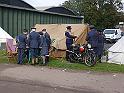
62, 0, 124, 29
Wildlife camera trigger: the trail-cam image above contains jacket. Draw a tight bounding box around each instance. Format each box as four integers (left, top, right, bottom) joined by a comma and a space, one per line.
65, 31, 76, 45
28, 31, 40, 48
16, 34, 27, 49
86, 29, 98, 48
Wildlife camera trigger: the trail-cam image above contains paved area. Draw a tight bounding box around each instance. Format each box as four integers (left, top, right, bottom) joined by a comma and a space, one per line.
0, 63, 124, 93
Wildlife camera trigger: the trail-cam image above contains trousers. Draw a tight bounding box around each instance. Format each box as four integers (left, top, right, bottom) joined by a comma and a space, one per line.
18, 48, 25, 64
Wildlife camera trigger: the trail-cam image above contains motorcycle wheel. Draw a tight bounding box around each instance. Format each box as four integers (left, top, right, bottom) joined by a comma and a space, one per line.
84, 50, 96, 67
68, 53, 77, 63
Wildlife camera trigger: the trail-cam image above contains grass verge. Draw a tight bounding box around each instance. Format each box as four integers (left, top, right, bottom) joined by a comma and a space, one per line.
0, 50, 124, 73
0, 50, 9, 63
47, 58, 124, 73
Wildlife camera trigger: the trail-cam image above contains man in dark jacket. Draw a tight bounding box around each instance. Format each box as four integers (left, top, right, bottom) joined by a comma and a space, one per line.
65, 26, 77, 61
86, 25, 98, 56
97, 30, 105, 63
16, 29, 28, 64
28, 27, 40, 65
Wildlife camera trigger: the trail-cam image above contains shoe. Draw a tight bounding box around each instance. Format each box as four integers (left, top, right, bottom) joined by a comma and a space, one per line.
46, 56, 49, 62
31, 63, 35, 65
39, 64, 42, 66
38, 62, 43, 66
17, 63, 23, 65
35, 62, 39, 65
42, 62, 47, 66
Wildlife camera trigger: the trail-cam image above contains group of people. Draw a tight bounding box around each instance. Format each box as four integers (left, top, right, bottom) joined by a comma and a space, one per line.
65, 25, 105, 63
16, 25, 104, 66
16, 27, 51, 65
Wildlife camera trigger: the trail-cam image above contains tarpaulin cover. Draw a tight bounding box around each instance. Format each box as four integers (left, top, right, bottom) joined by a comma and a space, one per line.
35, 24, 89, 50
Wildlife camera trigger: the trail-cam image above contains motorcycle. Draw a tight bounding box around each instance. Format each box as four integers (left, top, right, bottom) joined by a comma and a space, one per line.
67, 44, 96, 67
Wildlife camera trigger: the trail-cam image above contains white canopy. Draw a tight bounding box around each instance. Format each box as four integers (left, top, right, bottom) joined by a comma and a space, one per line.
108, 36, 124, 64
0, 27, 13, 43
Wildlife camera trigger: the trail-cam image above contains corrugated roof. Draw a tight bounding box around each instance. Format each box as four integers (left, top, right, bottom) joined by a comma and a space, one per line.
0, 0, 35, 9
0, 4, 83, 19
35, 6, 76, 16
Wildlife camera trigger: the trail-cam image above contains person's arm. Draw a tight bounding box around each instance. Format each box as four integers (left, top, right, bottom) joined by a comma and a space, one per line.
46, 33, 51, 45
65, 32, 77, 39
27, 34, 31, 47
24, 35, 28, 48
24, 35, 27, 43
86, 33, 89, 41
39, 35, 43, 48
15, 36, 19, 47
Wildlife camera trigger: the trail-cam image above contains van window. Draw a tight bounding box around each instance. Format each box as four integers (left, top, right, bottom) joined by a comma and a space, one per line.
104, 30, 115, 34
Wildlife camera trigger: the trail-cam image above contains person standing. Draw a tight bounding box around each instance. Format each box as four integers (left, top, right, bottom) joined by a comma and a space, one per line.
16, 29, 28, 65
97, 30, 105, 63
86, 25, 99, 56
65, 26, 77, 61
39, 29, 51, 65
28, 27, 40, 65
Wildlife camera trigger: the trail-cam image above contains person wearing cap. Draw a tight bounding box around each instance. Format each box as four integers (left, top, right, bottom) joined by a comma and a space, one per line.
16, 29, 28, 64
86, 25, 99, 56
97, 30, 105, 63
39, 29, 51, 65
65, 26, 77, 61
28, 27, 40, 65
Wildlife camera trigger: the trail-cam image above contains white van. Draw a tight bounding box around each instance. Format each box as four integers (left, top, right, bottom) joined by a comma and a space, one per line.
103, 29, 122, 42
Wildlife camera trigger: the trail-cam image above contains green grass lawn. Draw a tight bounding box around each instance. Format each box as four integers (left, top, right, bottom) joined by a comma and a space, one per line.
0, 50, 9, 63
48, 58, 124, 73
0, 50, 124, 73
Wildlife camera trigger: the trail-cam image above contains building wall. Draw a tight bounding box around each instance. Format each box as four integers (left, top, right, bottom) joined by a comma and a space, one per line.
0, 5, 83, 37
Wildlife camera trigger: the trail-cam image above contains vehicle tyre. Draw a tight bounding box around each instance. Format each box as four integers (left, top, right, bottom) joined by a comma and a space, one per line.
68, 53, 77, 63
84, 50, 96, 67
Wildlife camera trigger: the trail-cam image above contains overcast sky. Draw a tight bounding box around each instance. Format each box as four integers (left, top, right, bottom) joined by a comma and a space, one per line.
24, 0, 124, 8
24, 0, 68, 7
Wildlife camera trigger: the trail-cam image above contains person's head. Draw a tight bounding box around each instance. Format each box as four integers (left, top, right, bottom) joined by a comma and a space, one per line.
42, 29, 47, 34
31, 27, 36, 32
97, 30, 103, 34
89, 25, 95, 30
23, 29, 28, 35
38, 32, 43, 35
66, 26, 72, 31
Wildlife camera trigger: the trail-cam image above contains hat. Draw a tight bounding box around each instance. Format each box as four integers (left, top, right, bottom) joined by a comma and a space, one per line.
98, 30, 103, 32
89, 25, 95, 29
42, 29, 46, 31
23, 29, 28, 32
66, 26, 72, 29
31, 27, 36, 29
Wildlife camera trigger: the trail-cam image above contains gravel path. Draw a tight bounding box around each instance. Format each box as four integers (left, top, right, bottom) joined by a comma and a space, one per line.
0, 64, 124, 93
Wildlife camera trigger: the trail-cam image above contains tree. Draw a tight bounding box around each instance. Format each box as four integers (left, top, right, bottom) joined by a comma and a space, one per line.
62, 0, 123, 29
